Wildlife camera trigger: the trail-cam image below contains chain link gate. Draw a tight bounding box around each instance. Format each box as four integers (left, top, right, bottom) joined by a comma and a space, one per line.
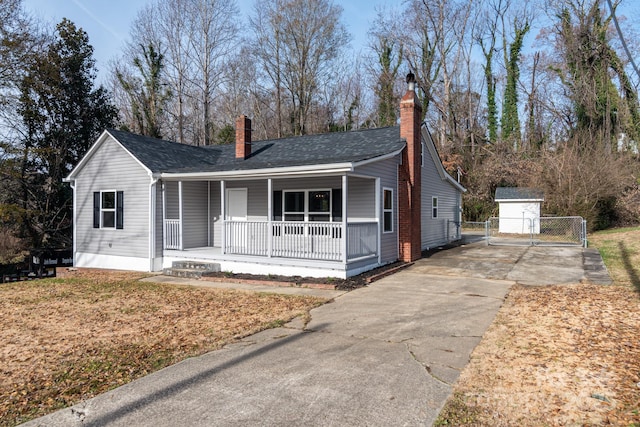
486, 216, 587, 247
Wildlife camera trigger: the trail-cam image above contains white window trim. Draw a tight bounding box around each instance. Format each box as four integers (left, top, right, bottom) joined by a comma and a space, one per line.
100, 190, 117, 229
432, 196, 439, 219
383, 187, 393, 233
283, 189, 332, 222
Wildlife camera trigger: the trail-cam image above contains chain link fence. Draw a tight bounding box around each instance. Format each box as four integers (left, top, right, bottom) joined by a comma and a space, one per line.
484, 216, 587, 247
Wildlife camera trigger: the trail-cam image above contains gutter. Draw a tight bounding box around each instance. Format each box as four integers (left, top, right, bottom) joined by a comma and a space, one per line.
160, 163, 356, 180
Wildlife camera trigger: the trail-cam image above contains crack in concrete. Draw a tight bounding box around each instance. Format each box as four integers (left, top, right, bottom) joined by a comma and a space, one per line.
407, 347, 450, 386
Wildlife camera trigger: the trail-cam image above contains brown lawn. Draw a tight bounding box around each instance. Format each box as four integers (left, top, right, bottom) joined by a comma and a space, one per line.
0, 270, 325, 426
436, 228, 640, 426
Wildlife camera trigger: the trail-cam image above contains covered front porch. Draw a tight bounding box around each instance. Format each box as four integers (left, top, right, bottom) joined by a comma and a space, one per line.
160, 174, 387, 278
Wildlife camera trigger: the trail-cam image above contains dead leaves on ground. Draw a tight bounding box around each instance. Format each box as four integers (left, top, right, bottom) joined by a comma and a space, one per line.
0, 270, 324, 426
438, 284, 640, 426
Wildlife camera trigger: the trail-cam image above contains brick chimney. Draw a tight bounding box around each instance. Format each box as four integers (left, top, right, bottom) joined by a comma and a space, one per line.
398, 71, 423, 262
235, 115, 251, 159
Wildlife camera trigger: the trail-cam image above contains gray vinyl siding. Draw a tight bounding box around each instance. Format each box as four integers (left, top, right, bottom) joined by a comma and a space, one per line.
273, 176, 341, 192
164, 181, 179, 219
181, 181, 208, 248
354, 156, 400, 264
347, 177, 375, 221
421, 143, 461, 249
74, 136, 150, 258
226, 180, 268, 220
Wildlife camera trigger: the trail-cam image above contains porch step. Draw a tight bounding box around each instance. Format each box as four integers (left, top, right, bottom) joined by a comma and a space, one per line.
163, 261, 221, 279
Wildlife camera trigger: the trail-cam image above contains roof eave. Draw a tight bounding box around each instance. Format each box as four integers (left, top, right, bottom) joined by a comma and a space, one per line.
160, 162, 356, 180
496, 198, 544, 202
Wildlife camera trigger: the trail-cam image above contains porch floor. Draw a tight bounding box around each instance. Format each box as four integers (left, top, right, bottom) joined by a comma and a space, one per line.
163, 246, 379, 279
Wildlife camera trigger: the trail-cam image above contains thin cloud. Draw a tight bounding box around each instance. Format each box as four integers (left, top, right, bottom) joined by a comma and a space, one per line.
71, 0, 124, 41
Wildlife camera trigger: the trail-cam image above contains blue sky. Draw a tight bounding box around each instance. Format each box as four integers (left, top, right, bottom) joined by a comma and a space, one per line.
23, 0, 392, 84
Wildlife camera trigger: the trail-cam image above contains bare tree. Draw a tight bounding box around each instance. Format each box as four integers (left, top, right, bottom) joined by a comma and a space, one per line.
116, 0, 239, 145
249, 0, 349, 136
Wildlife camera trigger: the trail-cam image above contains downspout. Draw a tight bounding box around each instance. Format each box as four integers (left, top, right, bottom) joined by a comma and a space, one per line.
69, 180, 77, 266
149, 174, 159, 271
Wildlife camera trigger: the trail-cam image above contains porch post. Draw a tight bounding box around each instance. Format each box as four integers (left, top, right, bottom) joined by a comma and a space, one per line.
207, 181, 211, 246
267, 178, 273, 257
342, 175, 348, 263
162, 182, 166, 250
178, 181, 183, 250
220, 180, 226, 254
376, 177, 381, 265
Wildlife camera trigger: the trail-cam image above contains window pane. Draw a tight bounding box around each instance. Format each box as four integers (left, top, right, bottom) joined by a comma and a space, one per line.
103, 211, 115, 228
309, 214, 330, 222
102, 191, 115, 209
432, 197, 438, 208
309, 191, 330, 212
284, 213, 304, 222
284, 192, 304, 212
384, 190, 392, 209
383, 212, 392, 232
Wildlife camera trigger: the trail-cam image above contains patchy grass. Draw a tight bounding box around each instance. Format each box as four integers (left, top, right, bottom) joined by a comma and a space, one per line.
589, 227, 640, 291
435, 227, 640, 426
0, 270, 325, 426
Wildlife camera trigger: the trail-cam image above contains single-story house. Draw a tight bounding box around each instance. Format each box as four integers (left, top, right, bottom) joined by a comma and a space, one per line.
64, 74, 466, 278
495, 187, 544, 234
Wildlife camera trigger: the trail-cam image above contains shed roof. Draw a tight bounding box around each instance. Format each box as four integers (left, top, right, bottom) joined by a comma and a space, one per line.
495, 187, 544, 201
106, 126, 405, 174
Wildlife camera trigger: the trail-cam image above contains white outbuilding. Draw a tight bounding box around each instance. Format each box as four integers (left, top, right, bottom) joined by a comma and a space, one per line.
495, 187, 544, 234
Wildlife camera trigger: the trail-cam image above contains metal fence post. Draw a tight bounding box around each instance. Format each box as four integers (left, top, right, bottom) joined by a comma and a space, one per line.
485, 220, 489, 245
582, 219, 588, 247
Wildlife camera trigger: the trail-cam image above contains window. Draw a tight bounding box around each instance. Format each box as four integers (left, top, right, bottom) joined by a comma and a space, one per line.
432, 196, 438, 219
94, 191, 123, 229
283, 190, 331, 222
383, 188, 393, 233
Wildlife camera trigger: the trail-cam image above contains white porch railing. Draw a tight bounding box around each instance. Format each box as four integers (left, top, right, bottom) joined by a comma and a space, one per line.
164, 219, 181, 250
222, 221, 378, 261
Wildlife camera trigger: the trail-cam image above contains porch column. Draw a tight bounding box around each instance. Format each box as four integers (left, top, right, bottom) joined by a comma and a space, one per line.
376, 177, 381, 265
162, 182, 166, 250
267, 178, 273, 257
207, 181, 211, 246
220, 180, 226, 254
178, 181, 183, 250
342, 175, 348, 263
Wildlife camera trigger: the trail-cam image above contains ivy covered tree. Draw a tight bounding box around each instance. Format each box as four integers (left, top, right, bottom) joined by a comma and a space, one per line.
16, 18, 116, 247
501, 18, 529, 148
117, 43, 171, 138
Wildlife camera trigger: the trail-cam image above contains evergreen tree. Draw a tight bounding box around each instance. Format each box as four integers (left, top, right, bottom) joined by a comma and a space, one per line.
17, 19, 116, 247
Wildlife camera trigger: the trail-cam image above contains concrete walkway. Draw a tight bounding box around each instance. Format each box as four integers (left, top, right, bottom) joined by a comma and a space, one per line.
25, 242, 609, 427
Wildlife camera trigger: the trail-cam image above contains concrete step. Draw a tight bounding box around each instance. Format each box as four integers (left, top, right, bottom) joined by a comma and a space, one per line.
163, 261, 221, 279
170, 261, 221, 271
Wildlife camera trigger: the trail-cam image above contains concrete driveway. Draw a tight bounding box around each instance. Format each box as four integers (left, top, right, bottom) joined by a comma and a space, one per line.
25, 241, 608, 427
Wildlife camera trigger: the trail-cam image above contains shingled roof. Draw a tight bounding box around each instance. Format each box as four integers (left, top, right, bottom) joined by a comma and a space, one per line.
495, 187, 544, 201
107, 126, 405, 174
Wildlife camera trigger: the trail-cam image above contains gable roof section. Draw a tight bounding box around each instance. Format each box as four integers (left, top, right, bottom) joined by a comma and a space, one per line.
495, 187, 544, 201
421, 127, 466, 193
103, 127, 405, 176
